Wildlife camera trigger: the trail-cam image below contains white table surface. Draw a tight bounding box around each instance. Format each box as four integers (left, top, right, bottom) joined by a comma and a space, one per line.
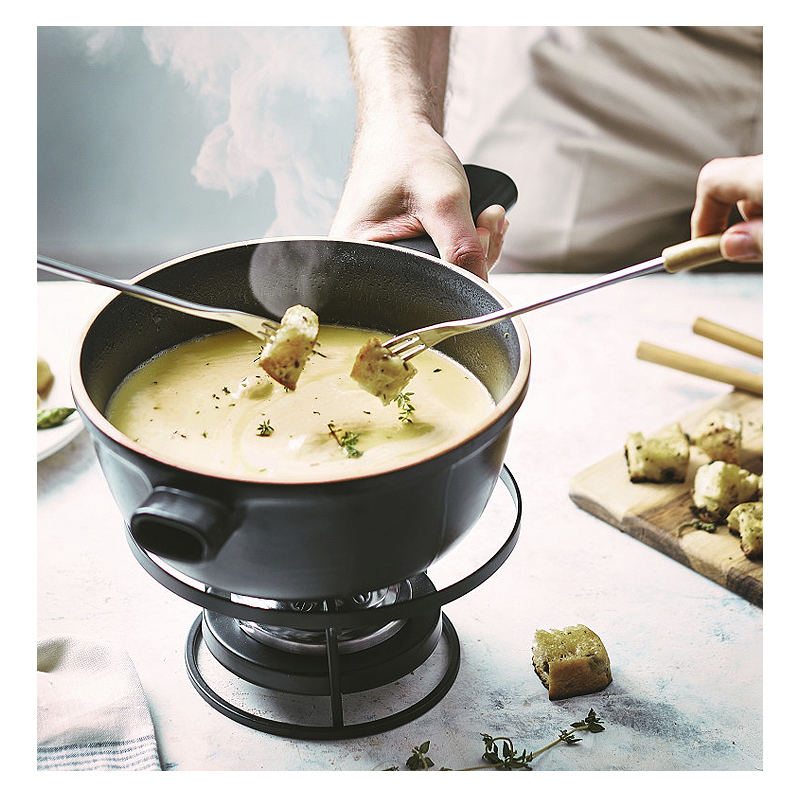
36, 272, 766, 780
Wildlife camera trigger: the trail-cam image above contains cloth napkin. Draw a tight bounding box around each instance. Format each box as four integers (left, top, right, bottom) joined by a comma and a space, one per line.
37, 636, 161, 770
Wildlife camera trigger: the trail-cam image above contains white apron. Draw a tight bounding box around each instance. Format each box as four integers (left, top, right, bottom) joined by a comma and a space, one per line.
445, 26, 763, 272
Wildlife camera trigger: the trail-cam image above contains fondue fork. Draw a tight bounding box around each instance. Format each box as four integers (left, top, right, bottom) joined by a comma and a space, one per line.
37, 256, 279, 343
383, 235, 725, 361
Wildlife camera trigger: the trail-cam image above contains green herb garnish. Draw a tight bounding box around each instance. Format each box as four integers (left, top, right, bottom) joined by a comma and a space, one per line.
406, 741, 434, 771
676, 517, 719, 536
387, 710, 605, 771
471, 709, 605, 770
37, 407, 76, 429
395, 391, 415, 423
257, 420, 274, 437
327, 422, 363, 458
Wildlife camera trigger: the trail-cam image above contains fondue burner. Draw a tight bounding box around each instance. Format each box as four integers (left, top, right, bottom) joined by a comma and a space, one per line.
234, 582, 413, 654
126, 467, 521, 740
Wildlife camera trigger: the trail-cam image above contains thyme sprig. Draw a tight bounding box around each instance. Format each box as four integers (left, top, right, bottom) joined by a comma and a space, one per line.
396, 710, 605, 771
327, 422, 363, 458
256, 420, 274, 437
394, 391, 415, 423
405, 741, 434, 771
676, 518, 718, 536
470, 709, 605, 770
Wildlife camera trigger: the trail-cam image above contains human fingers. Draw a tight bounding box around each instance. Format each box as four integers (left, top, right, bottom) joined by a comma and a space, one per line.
414, 172, 490, 280
331, 172, 489, 278
737, 198, 762, 222
425, 213, 489, 280
720, 218, 763, 262
691, 155, 763, 239
475, 205, 508, 271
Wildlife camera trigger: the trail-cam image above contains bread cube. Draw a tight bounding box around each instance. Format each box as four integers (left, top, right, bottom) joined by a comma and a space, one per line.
691, 408, 743, 464
727, 500, 763, 559
259, 305, 319, 390
37, 355, 54, 397
692, 461, 760, 521
531, 625, 612, 701
625, 423, 690, 483
350, 337, 417, 405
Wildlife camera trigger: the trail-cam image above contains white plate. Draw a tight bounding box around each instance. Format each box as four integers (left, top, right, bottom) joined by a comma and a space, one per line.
37, 358, 83, 462
38, 280, 119, 463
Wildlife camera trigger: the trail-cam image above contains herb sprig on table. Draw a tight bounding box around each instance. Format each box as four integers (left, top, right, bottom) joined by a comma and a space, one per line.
393, 709, 605, 771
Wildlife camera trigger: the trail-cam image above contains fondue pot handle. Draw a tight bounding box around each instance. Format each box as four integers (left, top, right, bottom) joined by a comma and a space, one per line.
398, 164, 518, 258
130, 486, 235, 563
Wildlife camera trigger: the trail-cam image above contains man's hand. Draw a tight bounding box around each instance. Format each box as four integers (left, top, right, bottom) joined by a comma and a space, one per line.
331, 120, 508, 280
692, 154, 763, 262
330, 26, 508, 280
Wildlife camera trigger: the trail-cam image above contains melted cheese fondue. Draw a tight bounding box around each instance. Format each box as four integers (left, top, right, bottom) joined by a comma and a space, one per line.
105, 325, 495, 481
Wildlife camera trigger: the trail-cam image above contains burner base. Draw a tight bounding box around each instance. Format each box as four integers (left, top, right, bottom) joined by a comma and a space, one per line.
202, 573, 440, 695
185, 611, 460, 740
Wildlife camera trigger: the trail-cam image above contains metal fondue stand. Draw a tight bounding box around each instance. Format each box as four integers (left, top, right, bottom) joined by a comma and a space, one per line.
124, 467, 522, 740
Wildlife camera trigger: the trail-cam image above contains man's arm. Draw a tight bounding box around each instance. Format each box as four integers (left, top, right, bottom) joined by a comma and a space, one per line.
331, 27, 508, 279
346, 26, 451, 134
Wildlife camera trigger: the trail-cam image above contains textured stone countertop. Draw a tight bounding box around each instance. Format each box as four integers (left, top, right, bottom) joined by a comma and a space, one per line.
36, 271, 766, 783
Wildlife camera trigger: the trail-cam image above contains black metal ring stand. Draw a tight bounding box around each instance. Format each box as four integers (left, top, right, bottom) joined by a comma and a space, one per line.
184, 611, 461, 740
125, 466, 522, 739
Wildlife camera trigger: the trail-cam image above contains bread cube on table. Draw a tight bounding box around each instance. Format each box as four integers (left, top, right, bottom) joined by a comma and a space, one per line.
691, 461, 761, 522
691, 408, 743, 465
624, 423, 690, 483
727, 500, 763, 559
531, 624, 612, 701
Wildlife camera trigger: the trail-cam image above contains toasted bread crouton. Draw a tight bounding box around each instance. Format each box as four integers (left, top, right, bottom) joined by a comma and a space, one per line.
691, 408, 743, 465
531, 625, 612, 701
350, 337, 417, 404
37, 356, 54, 398
625, 423, 690, 483
727, 500, 763, 559
259, 305, 319, 390
692, 461, 760, 522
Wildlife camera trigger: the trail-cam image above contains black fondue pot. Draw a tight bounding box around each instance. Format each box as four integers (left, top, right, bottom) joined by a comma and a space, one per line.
71, 173, 530, 602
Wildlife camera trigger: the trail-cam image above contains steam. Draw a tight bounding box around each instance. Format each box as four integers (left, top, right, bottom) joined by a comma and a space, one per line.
76, 26, 355, 236
74, 26, 130, 64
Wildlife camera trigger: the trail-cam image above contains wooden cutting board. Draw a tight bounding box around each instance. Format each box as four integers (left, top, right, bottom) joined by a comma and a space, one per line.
569, 390, 763, 606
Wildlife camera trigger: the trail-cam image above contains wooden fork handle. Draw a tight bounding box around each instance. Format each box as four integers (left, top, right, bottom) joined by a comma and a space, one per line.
662, 234, 724, 273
